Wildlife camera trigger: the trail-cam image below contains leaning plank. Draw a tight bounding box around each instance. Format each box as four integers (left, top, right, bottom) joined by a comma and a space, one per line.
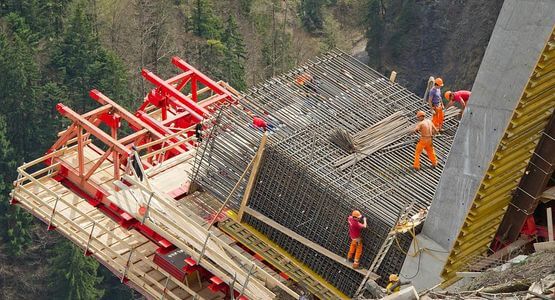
244, 207, 379, 279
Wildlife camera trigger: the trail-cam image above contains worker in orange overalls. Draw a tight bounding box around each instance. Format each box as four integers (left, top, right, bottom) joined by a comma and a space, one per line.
413, 111, 438, 170
347, 210, 367, 269
428, 78, 444, 131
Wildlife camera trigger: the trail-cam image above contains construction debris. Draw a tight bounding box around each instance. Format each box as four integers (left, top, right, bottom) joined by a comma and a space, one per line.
418, 251, 555, 299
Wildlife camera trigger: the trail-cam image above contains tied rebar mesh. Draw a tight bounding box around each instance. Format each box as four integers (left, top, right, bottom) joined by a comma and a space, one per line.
194, 49, 459, 297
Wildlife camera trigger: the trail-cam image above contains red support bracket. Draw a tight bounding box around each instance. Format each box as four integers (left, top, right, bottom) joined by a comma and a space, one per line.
141, 69, 207, 120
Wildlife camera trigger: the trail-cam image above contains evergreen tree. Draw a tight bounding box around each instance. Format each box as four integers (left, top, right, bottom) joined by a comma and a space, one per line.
221, 16, 247, 90
365, 0, 385, 67
0, 13, 49, 159
190, 0, 222, 39
51, 0, 130, 112
0, 0, 70, 36
0, 115, 32, 257
48, 241, 105, 300
299, 0, 327, 33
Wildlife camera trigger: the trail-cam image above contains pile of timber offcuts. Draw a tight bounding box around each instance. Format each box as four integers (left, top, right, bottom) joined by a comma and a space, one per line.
332, 107, 460, 171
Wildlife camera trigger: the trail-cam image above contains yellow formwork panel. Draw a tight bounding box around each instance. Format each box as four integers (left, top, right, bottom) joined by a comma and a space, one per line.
441, 29, 555, 287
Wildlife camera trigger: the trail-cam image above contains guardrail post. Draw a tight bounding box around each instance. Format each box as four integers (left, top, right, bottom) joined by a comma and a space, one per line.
239, 263, 256, 298
197, 232, 211, 264
141, 192, 155, 224
47, 196, 61, 230
121, 248, 134, 283
160, 277, 170, 300
230, 273, 237, 300
84, 222, 96, 256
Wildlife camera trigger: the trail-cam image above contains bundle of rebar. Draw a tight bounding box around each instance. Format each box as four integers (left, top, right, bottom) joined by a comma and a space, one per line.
192, 49, 460, 297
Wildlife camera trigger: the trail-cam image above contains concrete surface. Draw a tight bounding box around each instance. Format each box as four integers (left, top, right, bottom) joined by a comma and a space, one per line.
400, 235, 449, 291
401, 0, 555, 291
423, 0, 555, 250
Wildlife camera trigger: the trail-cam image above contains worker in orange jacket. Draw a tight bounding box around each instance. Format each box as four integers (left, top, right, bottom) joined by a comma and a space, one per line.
347, 210, 367, 269
413, 111, 438, 170
428, 78, 444, 131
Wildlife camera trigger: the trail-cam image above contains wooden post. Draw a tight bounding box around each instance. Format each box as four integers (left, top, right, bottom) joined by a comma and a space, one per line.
237, 132, 268, 223
547, 207, 553, 242
389, 71, 397, 82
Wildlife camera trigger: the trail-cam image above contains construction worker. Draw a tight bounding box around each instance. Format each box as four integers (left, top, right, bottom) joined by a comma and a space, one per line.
347, 210, 367, 269
252, 116, 268, 132
413, 111, 438, 171
385, 274, 411, 294
428, 78, 444, 131
445, 90, 471, 114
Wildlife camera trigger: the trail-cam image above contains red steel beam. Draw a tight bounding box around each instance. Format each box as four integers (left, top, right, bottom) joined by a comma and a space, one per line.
141, 69, 207, 120
89, 90, 167, 140
172, 57, 236, 101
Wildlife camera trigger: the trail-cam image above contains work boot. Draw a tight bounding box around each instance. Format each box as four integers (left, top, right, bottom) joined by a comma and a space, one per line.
413, 166, 420, 171
353, 261, 360, 269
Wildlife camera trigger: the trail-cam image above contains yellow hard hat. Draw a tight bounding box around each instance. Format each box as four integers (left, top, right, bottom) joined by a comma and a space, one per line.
434, 78, 444, 86
389, 274, 399, 282
444, 91, 452, 100
352, 210, 362, 218
416, 111, 426, 118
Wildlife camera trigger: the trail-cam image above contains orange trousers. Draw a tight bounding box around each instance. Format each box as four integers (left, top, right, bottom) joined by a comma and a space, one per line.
432, 106, 444, 130
413, 139, 437, 169
348, 239, 363, 265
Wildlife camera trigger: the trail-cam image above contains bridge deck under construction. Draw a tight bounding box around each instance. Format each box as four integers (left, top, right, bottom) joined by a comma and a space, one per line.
194, 50, 460, 296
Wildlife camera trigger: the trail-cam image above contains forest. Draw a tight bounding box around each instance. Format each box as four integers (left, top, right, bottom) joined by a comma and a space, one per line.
0, 0, 501, 298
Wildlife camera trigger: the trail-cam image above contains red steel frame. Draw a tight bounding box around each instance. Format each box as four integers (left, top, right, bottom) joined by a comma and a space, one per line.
41, 57, 243, 297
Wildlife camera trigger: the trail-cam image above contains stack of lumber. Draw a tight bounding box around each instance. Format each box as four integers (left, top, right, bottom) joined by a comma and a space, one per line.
333, 107, 460, 171
334, 112, 412, 170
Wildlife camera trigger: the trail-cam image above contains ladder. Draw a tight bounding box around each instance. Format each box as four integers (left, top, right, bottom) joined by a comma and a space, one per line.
354, 203, 414, 297
218, 218, 348, 300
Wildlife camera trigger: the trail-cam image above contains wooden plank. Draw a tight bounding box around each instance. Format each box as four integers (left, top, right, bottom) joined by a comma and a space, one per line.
541, 186, 555, 201
237, 132, 267, 222
243, 207, 377, 278
533, 241, 555, 251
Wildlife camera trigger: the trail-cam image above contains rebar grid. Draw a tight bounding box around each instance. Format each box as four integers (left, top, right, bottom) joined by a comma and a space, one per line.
193, 49, 459, 296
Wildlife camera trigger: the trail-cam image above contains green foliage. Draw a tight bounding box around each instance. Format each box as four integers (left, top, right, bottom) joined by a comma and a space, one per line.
299, 0, 328, 33
221, 16, 247, 90
48, 241, 105, 300
387, 0, 416, 59
190, 0, 222, 39
365, 0, 385, 66
0, 115, 32, 257
0, 13, 49, 158
0, 0, 70, 36
239, 0, 253, 15
50, 0, 130, 111
321, 11, 343, 51
262, 30, 294, 77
